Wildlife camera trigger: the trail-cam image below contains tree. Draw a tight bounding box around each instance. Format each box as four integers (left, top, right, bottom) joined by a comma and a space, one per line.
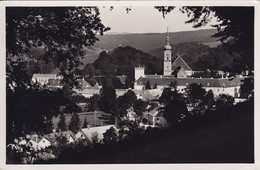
159, 88, 174, 105
159, 88, 188, 126
7, 88, 66, 142
180, 7, 254, 72
6, 7, 110, 89
240, 76, 254, 98
112, 90, 137, 119
145, 80, 151, 90
215, 94, 235, 117
185, 83, 206, 102
99, 74, 116, 113
6, 7, 109, 142
169, 81, 178, 90
155, 6, 254, 72
103, 127, 118, 145
42, 115, 54, 134
83, 118, 88, 128
68, 113, 81, 133
57, 114, 67, 132
87, 94, 100, 111
153, 82, 157, 89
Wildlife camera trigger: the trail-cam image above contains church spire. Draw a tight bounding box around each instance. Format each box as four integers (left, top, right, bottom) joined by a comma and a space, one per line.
164, 27, 171, 50
166, 27, 169, 45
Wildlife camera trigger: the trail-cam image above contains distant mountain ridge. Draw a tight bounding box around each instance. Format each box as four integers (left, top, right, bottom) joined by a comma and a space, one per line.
94, 29, 220, 53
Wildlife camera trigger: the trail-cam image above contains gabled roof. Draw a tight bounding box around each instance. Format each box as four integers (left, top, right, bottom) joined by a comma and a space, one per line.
31, 135, 51, 143
171, 56, 192, 71
30, 135, 42, 143
80, 125, 117, 142
61, 130, 77, 141
134, 90, 155, 100
77, 79, 90, 88
136, 76, 243, 88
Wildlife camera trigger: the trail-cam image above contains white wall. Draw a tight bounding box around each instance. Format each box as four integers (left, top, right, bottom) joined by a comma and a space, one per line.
135, 67, 145, 81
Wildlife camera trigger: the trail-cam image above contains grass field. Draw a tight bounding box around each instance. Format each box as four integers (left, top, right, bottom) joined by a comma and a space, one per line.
52, 112, 112, 129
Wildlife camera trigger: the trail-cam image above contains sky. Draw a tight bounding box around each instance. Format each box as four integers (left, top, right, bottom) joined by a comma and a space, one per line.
99, 6, 217, 34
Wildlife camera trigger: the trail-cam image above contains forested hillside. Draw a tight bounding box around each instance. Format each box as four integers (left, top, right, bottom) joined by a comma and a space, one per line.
94, 29, 219, 52
81, 46, 162, 88
149, 42, 241, 72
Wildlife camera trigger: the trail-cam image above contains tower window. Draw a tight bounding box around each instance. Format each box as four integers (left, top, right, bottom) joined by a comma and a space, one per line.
167, 57, 169, 60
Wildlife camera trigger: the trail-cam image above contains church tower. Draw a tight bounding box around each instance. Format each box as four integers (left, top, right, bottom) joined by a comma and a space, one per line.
163, 28, 172, 75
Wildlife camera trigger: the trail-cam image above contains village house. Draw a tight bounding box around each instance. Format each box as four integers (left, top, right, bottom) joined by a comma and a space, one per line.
146, 107, 167, 127
75, 125, 117, 143
27, 134, 52, 150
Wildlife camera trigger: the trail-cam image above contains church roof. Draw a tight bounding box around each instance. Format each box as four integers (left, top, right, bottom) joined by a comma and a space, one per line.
171, 56, 192, 71
136, 76, 242, 88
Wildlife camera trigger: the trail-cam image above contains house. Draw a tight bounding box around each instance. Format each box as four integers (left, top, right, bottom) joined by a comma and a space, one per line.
32, 74, 62, 85
28, 135, 51, 150
61, 130, 77, 143
147, 108, 167, 127
126, 107, 138, 121
75, 125, 117, 143
76, 78, 91, 89
74, 88, 100, 98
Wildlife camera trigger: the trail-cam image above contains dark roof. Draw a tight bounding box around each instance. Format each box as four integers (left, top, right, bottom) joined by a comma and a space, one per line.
136, 76, 243, 88
172, 56, 192, 71
116, 75, 127, 84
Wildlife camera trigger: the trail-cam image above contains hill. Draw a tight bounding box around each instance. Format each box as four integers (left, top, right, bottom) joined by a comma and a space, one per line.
78, 29, 220, 67
29, 29, 222, 73
94, 29, 219, 52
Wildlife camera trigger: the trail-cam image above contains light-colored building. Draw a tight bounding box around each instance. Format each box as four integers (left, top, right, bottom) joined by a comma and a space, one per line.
135, 76, 242, 97
28, 135, 51, 150
32, 74, 62, 85
147, 108, 167, 127
75, 125, 117, 143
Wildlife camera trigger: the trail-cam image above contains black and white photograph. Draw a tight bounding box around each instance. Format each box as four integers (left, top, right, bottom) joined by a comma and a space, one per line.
2, 1, 258, 168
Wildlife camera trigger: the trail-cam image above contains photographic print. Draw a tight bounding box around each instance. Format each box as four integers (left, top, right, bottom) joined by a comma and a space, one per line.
4, 2, 255, 166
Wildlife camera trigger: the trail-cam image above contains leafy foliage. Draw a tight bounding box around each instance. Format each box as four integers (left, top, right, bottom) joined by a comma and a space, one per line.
145, 80, 151, 90
185, 83, 206, 102
57, 114, 67, 132
99, 74, 117, 113
159, 88, 189, 126
180, 7, 254, 72
83, 118, 88, 128
6, 7, 110, 89
68, 113, 81, 133
91, 46, 162, 88
103, 127, 118, 145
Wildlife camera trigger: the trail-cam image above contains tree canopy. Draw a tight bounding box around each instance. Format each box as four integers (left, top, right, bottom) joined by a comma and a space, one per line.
6, 7, 110, 90
155, 6, 254, 72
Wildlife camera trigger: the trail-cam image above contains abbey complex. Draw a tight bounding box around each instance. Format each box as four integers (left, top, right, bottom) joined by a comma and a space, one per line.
134, 31, 242, 98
